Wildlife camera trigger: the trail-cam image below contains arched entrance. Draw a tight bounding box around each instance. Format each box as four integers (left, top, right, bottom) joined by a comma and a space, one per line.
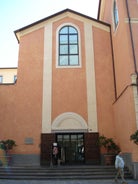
40, 113, 100, 165
52, 113, 87, 164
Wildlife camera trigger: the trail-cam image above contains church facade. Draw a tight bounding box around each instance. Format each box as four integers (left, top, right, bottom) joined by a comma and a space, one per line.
0, 0, 138, 178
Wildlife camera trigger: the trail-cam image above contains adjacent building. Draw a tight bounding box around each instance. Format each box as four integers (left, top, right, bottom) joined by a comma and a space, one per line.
0, 68, 17, 84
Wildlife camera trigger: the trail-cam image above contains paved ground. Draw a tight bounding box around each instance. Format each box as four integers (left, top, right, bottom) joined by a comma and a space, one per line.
0, 179, 137, 184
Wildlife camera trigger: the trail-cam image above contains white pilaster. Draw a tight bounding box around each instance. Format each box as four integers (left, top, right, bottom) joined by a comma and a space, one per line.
84, 23, 98, 132
42, 23, 52, 133
131, 74, 138, 129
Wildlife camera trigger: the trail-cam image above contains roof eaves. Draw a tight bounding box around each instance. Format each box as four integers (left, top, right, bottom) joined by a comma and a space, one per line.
14, 9, 69, 34
0, 67, 17, 69
14, 8, 110, 42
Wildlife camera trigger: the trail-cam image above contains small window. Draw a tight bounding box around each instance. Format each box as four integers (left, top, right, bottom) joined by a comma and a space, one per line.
113, 0, 119, 29
0, 76, 3, 83
14, 75, 17, 83
58, 25, 79, 66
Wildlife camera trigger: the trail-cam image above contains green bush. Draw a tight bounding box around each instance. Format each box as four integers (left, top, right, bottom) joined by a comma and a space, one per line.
130, 130, 138, 145
0, 139, 17, 150
97, 135, 120, 154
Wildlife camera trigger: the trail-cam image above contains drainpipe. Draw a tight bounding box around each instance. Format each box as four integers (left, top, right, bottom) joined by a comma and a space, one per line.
110, 26, 117, 100
126, 0, 138, 87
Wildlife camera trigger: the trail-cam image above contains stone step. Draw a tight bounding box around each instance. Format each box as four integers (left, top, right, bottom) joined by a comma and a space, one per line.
0, 165, 133, 180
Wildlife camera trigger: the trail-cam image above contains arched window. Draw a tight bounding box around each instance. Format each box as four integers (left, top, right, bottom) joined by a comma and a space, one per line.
58, 25, 79, 66
113, 0, 119, 29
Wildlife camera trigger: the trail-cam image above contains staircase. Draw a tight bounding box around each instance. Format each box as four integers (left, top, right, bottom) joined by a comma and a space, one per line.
0, 165, 133, 180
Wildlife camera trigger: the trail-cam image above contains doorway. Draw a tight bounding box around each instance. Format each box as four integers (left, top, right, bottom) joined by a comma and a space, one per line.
56, 133, 84, 164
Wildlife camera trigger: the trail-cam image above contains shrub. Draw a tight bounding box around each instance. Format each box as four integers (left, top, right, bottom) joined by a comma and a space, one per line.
130, 130, 138, 145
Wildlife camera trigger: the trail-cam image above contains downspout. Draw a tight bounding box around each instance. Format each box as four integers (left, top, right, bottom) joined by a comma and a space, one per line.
126, 0, 138, 81
110, 25, 117, 100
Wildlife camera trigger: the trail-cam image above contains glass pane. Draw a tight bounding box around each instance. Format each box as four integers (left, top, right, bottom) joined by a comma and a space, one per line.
60, 26, 68, 34
71, 134, 77, 141
69, 45, 78, 54
115, 9, 119, 25
63, 135, 70, 140
78, 134, 83, 140
114, 2, 119, 27
60, 45, 68, 54
57, 135, 62, 141
0, 76, 3, 83
63, 135, 70, 147
59, 56, 68, 65
70, 55, 79, 65
60, 35, 68, 44
69, 35, 77, 44
69, 26, 77, 34
70, 141, 77, 161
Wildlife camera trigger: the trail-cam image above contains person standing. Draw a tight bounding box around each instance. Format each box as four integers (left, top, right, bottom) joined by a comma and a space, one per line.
115, 151, 127, 184
52, 143, 59, 165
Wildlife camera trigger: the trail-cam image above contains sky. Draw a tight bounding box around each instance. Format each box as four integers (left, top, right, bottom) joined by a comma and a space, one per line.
0, 0, 99, 68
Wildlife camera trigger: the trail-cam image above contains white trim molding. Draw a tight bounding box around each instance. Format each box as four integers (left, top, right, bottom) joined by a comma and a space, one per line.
84, 22, 98, 132
42, 23, 53, 133
131, 74, 138, 129
52, 112, 88, 132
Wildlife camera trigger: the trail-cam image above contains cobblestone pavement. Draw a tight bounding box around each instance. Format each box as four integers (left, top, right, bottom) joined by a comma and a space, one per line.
0, 179, 137, 184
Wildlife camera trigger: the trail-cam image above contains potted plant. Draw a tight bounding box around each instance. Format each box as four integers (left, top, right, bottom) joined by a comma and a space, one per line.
2, 139, 17, 165
130, 130, 138, 145
3, 139, 17, 150
97, 135, 120, 165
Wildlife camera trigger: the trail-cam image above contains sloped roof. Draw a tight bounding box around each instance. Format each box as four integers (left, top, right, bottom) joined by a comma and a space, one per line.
14, 8, 110, 43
